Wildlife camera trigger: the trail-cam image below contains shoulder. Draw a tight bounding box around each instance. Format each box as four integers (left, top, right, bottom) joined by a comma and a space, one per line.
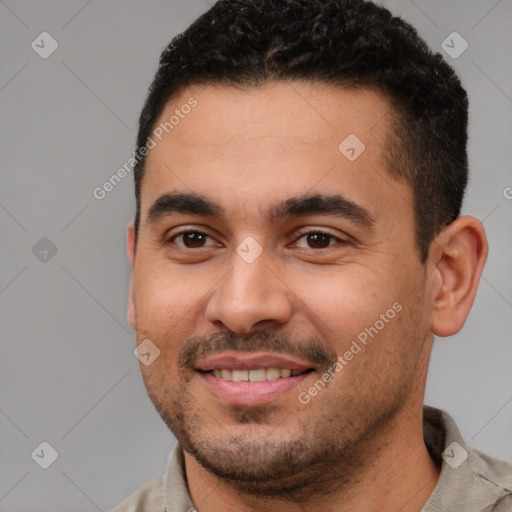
472, 449, 512, 511
422, 406, 512, 511
108, 443, 193, 512
108, 473, 166, 512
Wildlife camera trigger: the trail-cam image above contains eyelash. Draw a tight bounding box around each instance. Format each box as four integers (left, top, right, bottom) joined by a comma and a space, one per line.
165, 228, 347, 250
294, 229, 348, 249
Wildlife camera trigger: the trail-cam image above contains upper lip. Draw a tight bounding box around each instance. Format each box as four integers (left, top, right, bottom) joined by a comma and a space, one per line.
195, 351, 316, 372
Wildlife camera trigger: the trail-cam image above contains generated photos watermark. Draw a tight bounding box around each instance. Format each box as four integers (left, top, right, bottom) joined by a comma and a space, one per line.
298, 301, 403, 405
93, 97, 198, 201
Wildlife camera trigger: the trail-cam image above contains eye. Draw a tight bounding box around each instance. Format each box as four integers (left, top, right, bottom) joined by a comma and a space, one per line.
294, 230, 346, 249
166, 230, 217, 249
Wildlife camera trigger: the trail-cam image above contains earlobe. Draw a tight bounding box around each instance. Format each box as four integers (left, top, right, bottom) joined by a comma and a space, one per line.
127, 223, 137, 329
127, 223, 136, 267
127, 278, 137, 330
429, 216, 488, 337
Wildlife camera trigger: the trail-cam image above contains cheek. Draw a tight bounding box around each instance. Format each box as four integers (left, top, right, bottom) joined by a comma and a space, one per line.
131, 260, 221, 367
133, 259, 201, 326
288, 266, 400, 351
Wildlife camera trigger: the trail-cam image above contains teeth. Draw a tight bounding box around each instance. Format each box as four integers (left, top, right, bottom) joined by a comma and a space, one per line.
248, 369, 266, 382
266, 368, 281, 380
211, 367, 306, 381
232, 369, 249, 382
221, 369, 232, 380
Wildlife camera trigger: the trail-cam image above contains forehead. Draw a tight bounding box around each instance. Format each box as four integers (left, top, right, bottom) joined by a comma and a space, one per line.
140, 81, 411, 229
150, 81, 391, 152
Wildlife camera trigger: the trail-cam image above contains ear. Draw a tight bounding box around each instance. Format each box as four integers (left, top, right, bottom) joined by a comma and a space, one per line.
428, 216, 488, 337
127, 223, 137, 330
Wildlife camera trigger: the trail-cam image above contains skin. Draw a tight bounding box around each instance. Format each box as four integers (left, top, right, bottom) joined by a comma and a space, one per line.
126, 81, 488, 512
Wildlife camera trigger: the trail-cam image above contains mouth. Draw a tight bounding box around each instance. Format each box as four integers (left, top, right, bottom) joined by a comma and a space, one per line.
195, 351, 317, 406
206, 367, 312, 381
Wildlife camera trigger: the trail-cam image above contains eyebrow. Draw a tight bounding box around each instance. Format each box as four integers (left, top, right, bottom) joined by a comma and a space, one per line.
145, 192, 375, 229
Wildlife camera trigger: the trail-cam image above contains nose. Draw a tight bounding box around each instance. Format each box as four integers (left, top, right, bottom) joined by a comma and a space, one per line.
205, 248, 293, 334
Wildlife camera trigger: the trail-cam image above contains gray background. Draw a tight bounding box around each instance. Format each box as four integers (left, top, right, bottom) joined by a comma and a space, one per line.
0, 0, 511, 510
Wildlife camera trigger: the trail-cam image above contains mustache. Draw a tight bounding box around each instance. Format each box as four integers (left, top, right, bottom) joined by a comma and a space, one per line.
178, 330, 338, 371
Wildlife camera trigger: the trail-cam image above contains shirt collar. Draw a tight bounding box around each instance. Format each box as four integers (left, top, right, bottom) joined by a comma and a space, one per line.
421, 405, 512, 511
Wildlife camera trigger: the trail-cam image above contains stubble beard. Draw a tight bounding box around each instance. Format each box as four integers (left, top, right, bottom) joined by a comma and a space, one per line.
143, 363, 416, 499
140, 285, 427, 500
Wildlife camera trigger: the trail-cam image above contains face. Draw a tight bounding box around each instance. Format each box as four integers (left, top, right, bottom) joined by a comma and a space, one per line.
127, 81, 433, 494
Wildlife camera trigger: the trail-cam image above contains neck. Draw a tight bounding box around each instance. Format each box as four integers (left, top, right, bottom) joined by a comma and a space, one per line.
184, 404, 440, 512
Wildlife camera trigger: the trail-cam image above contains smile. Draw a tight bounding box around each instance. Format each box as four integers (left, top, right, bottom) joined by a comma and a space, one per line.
209, 368, 310, 381
195, 351, 316, 406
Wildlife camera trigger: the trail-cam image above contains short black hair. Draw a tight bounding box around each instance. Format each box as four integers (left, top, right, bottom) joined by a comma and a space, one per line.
133, 0, 469, 263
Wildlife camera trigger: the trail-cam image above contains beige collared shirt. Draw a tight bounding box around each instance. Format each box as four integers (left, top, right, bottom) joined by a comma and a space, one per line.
109, 406, 512, 511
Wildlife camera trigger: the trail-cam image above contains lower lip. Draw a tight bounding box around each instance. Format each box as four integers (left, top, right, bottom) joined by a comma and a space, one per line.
198, 371, 313, 406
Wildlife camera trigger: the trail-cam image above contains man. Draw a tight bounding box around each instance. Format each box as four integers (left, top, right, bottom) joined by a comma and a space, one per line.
112, 0, 512, 510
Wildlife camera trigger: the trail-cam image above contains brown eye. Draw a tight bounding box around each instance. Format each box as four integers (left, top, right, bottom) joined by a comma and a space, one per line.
305, 233, 331, 249
168, 231, 214, 248
295, 231, 343, 249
